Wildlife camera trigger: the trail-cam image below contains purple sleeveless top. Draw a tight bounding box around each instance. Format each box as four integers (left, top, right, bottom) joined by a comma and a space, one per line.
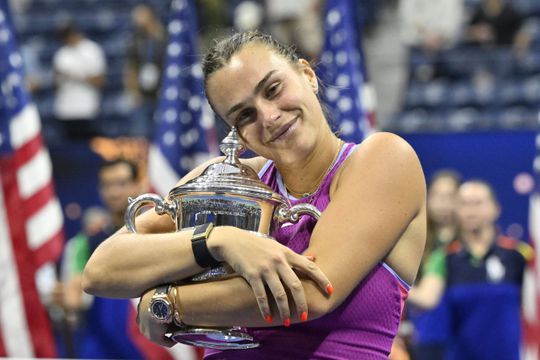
205, 143, 410, 360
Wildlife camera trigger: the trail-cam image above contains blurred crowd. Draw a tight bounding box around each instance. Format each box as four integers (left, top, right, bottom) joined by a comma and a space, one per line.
10, 0, 540, 144
7, 0, 537, 359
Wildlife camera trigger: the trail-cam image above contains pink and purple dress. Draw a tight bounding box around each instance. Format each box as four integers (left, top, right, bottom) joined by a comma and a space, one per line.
205, 143, 410, 359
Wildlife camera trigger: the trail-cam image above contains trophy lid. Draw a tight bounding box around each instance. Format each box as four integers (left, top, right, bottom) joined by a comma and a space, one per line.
168, 127, 285, 205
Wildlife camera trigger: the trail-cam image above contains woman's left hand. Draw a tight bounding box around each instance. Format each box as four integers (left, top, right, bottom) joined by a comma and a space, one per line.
208, 226, 332, 325
137, 289, 177, 347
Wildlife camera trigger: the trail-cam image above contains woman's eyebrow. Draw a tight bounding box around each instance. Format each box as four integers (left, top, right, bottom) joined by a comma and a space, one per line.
226, 70, 278, 117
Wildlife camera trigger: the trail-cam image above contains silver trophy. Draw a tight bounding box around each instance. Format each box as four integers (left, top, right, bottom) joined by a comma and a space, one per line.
125, 127, 321, 350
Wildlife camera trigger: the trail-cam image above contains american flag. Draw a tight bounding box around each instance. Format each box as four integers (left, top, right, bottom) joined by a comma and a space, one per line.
318, 0, 374, 143
0, 0, 63, 357
146, 0, 211, 358
523, 130, 540, 359
148, 0, 216, 196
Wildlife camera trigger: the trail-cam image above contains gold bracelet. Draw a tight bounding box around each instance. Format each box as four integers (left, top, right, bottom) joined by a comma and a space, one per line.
168, 285, 185, 328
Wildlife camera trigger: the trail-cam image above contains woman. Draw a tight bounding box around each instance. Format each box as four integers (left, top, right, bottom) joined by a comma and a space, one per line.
406, 170, 461, 360
82, 31, 427, 359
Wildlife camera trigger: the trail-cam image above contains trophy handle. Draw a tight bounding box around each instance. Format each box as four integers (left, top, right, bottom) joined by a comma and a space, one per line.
125, 193, 177, 233
276, 203, 321, 223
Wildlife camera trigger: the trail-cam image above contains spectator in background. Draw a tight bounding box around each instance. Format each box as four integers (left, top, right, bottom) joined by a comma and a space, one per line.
264, 0, 323, 59
53, 22, 106, 140
425, 170, 462, 256
51, 206, 110, 357
407, 179, 533, 360
53, 159, 150, 358
56, 207, 110, 315
124, 4, 166, 139
405, 170, 461, 360
466, 0, 531, 54
398, 0, 465, 81
233, 1, 265, 32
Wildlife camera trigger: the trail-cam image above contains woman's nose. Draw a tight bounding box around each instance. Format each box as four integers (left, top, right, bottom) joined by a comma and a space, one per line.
258, 100, 280, 127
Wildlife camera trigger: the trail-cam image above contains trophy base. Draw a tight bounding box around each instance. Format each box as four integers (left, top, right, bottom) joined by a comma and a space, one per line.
170, 327, 259, 350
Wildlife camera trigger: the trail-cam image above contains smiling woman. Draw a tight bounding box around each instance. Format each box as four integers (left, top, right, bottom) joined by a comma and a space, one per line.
82, 30, 427, 359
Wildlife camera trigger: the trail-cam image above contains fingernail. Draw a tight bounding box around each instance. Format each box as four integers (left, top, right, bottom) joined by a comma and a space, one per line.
305, 254, 316, 261
326, 284, 334, 295
301, 311, 308, 322
264, 315, 273, 324
283, 318, 291, 327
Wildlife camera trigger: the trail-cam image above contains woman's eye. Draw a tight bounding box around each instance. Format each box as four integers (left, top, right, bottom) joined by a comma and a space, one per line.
236, 109, 254, 125
266, 83, 281, 97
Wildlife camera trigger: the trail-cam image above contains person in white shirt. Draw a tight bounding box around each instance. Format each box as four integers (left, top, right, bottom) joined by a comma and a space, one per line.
53, 23, 106, 140
399, 0, 465, 82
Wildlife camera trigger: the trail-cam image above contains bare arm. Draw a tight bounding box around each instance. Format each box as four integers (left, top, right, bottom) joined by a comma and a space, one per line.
407, 274, 446, 309
82, 156, 227, 298
82, 155, 329, 303
138, 132, 427, 345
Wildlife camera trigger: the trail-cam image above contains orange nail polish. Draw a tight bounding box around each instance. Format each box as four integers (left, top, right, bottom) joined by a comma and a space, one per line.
326, 284, 334, 295
264, 315, 273, 324
301, 311, 308, 322
284, 318, 291, 327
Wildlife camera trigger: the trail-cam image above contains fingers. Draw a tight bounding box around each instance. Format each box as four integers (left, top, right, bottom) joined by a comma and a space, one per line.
277, 265, 308, 324
137, 293, 177, 347
246, 276, 273, 325
290, 254, 333, 296
139, 319, 177, 347
262, 270, 292, 326
244, 250, 332, 326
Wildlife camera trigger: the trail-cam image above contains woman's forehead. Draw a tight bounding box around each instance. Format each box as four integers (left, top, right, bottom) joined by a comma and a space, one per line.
206, 45, 295, 108
217, 44, 291, 79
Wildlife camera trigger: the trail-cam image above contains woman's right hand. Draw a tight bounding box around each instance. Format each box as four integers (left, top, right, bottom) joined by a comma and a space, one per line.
207, 226, 332, 325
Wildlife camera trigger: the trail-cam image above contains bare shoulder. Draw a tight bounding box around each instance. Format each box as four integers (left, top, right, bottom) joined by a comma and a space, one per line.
345, 132, 422, 175
356, 131, 418, 160
336, 132, 425, 207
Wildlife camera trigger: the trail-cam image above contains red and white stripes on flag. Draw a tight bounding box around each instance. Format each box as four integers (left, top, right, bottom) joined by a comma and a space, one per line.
0, 104, 64, 357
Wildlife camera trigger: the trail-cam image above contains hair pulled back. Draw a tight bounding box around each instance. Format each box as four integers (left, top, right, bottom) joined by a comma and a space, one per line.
202, 30, 299, 91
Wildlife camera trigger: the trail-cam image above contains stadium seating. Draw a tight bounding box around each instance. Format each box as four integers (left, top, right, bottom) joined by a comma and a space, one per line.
395, 0, 540, 133
11, 0, 170, 143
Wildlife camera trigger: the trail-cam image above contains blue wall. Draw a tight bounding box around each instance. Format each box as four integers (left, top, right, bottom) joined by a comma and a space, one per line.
402, 130, 536, 241
50, 130, 537, 242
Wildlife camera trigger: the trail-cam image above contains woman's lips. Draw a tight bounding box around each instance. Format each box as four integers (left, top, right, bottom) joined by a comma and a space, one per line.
269, 117, 298, 143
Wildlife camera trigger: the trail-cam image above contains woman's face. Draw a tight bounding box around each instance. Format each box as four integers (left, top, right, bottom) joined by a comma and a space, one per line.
456, 182, 499, 234
206, 44, 327, 164
427, 177, 459, 226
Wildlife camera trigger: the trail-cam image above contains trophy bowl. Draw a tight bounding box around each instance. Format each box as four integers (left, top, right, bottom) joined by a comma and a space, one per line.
125, 128, 321, 350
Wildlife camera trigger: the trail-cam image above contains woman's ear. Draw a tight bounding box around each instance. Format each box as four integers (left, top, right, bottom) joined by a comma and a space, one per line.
298, 58, 318, 94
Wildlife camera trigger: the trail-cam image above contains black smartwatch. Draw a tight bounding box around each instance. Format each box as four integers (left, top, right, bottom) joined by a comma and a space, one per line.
191, 223, 220, 268
149, 285, 173, 323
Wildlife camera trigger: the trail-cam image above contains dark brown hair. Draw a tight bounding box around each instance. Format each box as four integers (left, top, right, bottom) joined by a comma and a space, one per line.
202, 30, 299, 91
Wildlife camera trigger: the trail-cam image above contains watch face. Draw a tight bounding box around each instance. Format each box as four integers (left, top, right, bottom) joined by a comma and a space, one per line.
151, 299, 171, 321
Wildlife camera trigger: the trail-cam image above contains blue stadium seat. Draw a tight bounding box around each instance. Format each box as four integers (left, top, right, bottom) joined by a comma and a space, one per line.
494, 79, 526, 107
522, 75, 540, 105
497, 106, 539, 129
447, 81, 476, 108
446, 107, 482, 132
404, 80, 450, 110
513, 49, 540, 76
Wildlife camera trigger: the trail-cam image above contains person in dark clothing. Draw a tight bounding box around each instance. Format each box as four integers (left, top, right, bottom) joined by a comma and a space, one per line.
467, 0, 527, 48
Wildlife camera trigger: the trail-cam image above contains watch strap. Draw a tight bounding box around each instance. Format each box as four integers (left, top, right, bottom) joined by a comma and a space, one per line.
191, 223, 220, 268
154, 284, 168, 296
